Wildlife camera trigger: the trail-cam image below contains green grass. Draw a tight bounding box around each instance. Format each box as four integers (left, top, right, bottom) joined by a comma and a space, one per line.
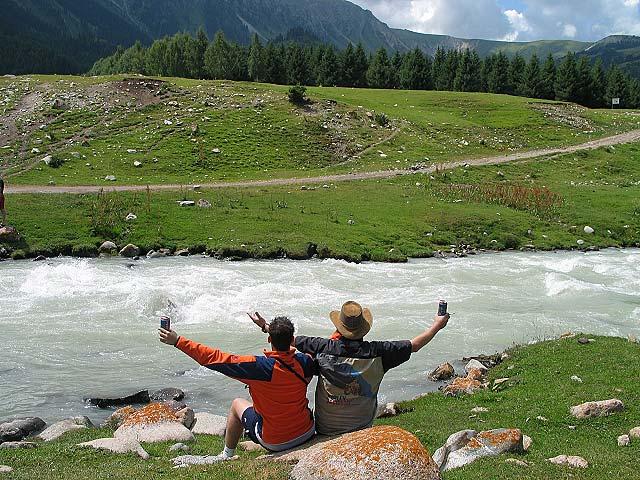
1, 336, 638, 479
2, 143, 639, 261
2, 76, 640, 186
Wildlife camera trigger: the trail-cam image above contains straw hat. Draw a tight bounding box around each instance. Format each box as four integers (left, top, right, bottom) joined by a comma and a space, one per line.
330, 301, 373, 340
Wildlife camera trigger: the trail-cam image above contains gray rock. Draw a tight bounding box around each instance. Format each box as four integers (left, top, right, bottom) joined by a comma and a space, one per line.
104, 175, 117, 182
629, 426, 640, 438
164, 400, 187, 412
179, 201, 195, 207
175, 408, 195, 430
119, 244, 141, 258
548, 455, 588, 468
172, 455, 233, 466
85, 390, 150, 409
523, 435, 533, 452
0, 417, 46, 442
169, 442, 190, 452
584, 226, 595, 234
570, 399, 624, 419
151, 388, 185, 402
0, 226, 20, 243
78, 437, 150, 460
618, 434, 630, 447
125, 213, 137, 221
38, 416, 93, 442
429, 362, 455, 381
197, 199, 212, 208
0, 466, 13, 473
98, 241, 117, 253
115, 421, 195, 443
465, 359, 488, 374
505, 458, 529, 467
0, 441, 37, 449
175, 249, 190, 257
376, 402, 400, 418
33, 255, 46, 262
191, 412, 226, 436
434, 428, 524, 472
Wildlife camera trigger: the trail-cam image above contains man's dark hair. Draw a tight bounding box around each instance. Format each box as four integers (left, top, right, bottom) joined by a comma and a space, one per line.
269, 316, 295, 351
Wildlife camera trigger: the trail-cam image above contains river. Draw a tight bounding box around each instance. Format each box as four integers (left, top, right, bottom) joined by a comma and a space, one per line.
2, 249, 639, 424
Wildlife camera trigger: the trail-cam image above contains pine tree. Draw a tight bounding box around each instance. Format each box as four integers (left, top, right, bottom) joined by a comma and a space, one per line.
523, 53, 542, 98
248, 34, 266, 82
399, 48, 429, 90
555, 52, 578, 102
352, 43, 369, 87
317, 45, 339, 86
590, 58, 607, 107
183, 28, 208, 79
432, 47, 447, 90
574, 56, 593, 106
480, 55, 494, 92
606, 65, 628, 107
628, 79, 640, 109
263, 43, 286, 84
540, 53, 556, 100
204, 31, 231, 79
227, 43, 248, 81
339, 43, 356, 86
488, 52, 509, 94
453, 49, 480, 92
286, 43, 310, 85
366, 48, 393, 88
509, 54, 526, 96
390, 51, 403, 88
441, 50, 459, 91
146, 39, 169, 76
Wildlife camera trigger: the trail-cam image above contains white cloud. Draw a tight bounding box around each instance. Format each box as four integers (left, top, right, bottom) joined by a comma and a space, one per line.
350, 0, 640, 41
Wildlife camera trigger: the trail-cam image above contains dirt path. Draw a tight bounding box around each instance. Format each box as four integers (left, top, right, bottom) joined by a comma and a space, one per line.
6, 128, 640, 195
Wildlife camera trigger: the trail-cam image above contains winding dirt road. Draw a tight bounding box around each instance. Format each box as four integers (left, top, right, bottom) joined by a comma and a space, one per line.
6, 128, 640, 195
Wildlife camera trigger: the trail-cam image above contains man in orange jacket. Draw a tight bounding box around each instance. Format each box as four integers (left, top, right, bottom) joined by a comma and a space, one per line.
159, 316, 315, 464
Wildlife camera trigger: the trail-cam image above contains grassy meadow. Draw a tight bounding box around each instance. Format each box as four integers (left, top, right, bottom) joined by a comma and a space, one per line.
1, 75, 640, 186
1, 336, 638, 479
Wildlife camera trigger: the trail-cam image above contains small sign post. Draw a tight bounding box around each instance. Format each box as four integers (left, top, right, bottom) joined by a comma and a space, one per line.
612, 98, 620, 109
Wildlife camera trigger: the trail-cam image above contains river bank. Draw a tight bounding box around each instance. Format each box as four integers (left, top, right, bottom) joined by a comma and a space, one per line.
1, 335, 639, 479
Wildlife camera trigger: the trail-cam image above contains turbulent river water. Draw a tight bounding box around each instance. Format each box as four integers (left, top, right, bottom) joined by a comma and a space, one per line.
2, 249, 639, 424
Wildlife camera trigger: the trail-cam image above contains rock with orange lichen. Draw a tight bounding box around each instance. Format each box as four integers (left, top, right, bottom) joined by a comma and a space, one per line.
443, 368, 487, 397
102, 406, 136, 429
434, 428, 524, 472
114, 403, 195, 443
290, 425, 441, 480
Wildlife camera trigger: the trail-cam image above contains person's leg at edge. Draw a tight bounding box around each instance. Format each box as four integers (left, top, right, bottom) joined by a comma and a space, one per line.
220, 397, 252, 459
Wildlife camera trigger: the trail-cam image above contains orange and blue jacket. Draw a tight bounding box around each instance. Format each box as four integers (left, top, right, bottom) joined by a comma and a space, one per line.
175, 337, 315, 445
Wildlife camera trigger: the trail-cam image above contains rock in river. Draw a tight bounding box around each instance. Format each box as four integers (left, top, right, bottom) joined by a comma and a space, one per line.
85, 390, 150, 409
429, 362, 455, 381
150, 388, 185, 402
0, 417, 46, 442
0, 226, 20, 243
118, 244, 141, 258
290, 425, 441, 480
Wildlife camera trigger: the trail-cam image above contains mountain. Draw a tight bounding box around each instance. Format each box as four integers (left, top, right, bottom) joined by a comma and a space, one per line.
0, 0, 636, 77
579, 35, 640, 78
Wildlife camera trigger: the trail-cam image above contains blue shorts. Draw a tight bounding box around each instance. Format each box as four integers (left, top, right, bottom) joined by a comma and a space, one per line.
241, 407, 264, 445
241, 407, 316, 452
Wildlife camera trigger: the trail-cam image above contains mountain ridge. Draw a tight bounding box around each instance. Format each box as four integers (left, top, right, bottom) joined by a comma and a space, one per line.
1, 0, 639, 77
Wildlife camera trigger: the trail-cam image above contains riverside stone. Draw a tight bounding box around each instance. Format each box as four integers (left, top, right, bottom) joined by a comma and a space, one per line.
102, 406, 136, 429
175, 408, 195, 429
465, 359, 488, 374
79, 437, 150, 460
434, 428, 524, 472
119, 244, 141, 258
570, 399, 624, 419
0, 226, 20, 243
191, 412, 227, 436
114, 403, 195, 443
290, 425, 441, 480
443, 368, 486, 397
548, 455, 588, 468
85, 390, 150, 409
429, 362, 455, 381
38, 416, 93, 442
0, 417, 46, 442
150, 388, 185, 402
98, 241, 117, 253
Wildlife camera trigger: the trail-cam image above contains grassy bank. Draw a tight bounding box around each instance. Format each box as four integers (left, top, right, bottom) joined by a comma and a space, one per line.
1, 335, 638, 479
2, 143, 639, 261
2, 75, 639, 186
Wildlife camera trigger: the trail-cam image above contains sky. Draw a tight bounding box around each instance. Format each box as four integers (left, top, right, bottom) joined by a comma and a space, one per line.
349, 0, 640, 42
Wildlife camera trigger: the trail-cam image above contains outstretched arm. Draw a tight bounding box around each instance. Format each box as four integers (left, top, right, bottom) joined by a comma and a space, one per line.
410, 314, 450, 353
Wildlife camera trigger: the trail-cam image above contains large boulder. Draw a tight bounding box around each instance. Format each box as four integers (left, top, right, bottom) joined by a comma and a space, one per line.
191, 412, 227, 436
78, 437, 149, 460
443, 368, 487, 397
0, 226, 20, 243
570, 399, 624, 419
114, 403, 194, 443
85, 390, 150, 409
102, 406, 136, 429
119, 244, 140, 258
38, 416, 93, 442
150, 388, 185, 402
429, 363, 455, 381
0, 417, 46, 442
433, 428, 524, 472
290, 425, 441, 480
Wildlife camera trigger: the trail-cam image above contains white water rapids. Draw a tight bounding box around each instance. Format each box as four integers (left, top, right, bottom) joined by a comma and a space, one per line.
2, 249, 639, 424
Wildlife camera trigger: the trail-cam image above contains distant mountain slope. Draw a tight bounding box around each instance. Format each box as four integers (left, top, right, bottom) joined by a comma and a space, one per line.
579, 35, 640, 78
0, 0, 638, 77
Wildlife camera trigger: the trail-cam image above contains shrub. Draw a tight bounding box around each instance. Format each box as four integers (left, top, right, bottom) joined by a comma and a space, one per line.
11, 249, 27, 260
46, 156, 65, 168
375, 112, 389, 127
288, 85, 307, 105
71, 244, 99, 258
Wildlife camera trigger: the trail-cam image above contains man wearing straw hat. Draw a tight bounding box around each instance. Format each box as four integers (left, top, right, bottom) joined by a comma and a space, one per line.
251, 300, 449, 436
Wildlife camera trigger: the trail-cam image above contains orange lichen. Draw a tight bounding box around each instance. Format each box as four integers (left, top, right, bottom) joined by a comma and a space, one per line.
121, 402, 178, 427
477, 429, 522, 447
